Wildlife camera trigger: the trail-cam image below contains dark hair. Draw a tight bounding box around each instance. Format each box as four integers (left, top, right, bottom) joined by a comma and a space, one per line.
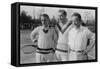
72, 13, 81, 20
59, 10, 67, 16
41, 14, 50, 19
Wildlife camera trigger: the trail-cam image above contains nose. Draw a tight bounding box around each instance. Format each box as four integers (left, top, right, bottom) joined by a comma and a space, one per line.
75, 22, 77, 24
60, 16, 63, 20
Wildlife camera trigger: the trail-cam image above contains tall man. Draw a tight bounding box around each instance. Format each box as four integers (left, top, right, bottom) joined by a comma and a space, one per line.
55, 10, 72, 61
30, 14, 58, 63
68, 13, 95, 61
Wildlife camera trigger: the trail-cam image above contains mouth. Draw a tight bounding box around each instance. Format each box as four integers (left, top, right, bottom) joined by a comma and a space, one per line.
74, 22, 77, 25
74, 22, 79, 25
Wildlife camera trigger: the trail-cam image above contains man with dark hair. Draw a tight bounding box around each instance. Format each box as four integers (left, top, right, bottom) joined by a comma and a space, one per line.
72, 13, 81, 20
68, 12, 95, 60
59, 10, 67, 16
55, 10, 72, 61
30, 14, 58, 63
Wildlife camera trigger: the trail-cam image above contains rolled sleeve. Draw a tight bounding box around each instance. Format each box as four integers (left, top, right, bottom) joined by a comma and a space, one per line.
87, 29, 95, 41
30, 26, 41, 42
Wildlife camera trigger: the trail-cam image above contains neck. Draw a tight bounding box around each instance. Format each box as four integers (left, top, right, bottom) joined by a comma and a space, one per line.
43, 25, 49, 29
60, 19, 67, 27
75, 25, 81, 30
63, 18, 67, 24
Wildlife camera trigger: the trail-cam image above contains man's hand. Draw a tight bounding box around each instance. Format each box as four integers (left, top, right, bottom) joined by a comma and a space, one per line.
32, 39, 38, 45
81, 50, 87, 55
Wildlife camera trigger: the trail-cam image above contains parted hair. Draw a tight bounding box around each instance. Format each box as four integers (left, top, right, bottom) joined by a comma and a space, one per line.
72, 12, 82, 20
41, 14, 50, 19
59, 9, 67, 16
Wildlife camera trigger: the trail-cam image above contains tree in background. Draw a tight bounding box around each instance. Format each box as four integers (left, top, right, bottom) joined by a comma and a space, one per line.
20, 10, 41, 30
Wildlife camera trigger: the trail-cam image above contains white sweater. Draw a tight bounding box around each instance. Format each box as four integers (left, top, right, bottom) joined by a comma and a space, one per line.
57, 23, 71, 50
30, 26, 58, 49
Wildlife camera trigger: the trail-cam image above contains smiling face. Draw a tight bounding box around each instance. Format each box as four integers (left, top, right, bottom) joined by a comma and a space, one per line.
58, 12, 65, 22
41, 15, 50, 27
71, 13, 82, 28
58, 10, 67, 24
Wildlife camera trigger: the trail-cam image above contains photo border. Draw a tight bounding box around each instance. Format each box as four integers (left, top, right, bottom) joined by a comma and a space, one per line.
16, 2, 97, 67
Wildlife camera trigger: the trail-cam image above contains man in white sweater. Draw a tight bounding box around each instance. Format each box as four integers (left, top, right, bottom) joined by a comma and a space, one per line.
55, 10, 72, 61
68, 13, 95, 61
30, 14, 58, 63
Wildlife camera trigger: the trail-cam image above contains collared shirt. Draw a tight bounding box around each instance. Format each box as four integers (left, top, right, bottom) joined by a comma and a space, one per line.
30, 26, 58, 49
68, 25, 95, 51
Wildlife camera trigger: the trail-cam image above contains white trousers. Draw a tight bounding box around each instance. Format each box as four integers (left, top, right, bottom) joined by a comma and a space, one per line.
36, 52, 56, 63
55, 51, 69, 61
69, 51, 88, 61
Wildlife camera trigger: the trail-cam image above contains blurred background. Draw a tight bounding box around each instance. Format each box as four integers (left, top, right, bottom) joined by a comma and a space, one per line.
20, 5, 96, 64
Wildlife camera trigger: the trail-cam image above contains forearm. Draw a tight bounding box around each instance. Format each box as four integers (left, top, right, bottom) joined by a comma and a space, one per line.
84, 31, 95, 53
84, 40, 95, 53
30, 31, 38, 43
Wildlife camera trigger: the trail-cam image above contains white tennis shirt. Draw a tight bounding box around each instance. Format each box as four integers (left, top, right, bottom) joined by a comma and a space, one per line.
68, 26, 95, 51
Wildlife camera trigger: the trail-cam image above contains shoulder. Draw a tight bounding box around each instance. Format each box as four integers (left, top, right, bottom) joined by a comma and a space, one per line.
31, 26, 42, 34
67, 23, 74, 31
81, 26, 89, 31
81, 26, 92, 34
67, 20, 72, 26
34, 26, 42, 31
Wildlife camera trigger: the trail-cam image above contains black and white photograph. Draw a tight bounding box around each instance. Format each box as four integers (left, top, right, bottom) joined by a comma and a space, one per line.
11, 2, 97, 67
20, 4, 96, 64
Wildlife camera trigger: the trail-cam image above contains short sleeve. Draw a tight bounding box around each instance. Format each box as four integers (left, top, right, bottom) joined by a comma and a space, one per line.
87, 28, 95, 41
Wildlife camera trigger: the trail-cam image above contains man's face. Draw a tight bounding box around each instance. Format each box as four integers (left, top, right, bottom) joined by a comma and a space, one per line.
58, 12, 66, 23
41, 16, 49, 27
71, 16, 81, 27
